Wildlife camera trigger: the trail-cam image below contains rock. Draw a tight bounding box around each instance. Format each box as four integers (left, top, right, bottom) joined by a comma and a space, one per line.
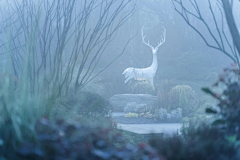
109, 94, 158, 112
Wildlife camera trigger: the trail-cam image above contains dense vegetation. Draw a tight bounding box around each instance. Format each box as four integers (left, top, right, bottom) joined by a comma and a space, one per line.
2, 67, 240, 159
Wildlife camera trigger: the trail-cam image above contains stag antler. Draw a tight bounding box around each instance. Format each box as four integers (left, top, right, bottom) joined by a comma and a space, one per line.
141, 26, 166, 52
141, 26, 154, 50
156, 26, 166, 49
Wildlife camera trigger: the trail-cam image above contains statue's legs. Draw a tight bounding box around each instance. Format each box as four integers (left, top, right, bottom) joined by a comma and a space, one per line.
149, 78, 155, 90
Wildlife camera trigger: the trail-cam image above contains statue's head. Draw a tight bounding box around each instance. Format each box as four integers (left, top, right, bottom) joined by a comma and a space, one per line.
152, 48, 158, 54
141, 26, 166, 55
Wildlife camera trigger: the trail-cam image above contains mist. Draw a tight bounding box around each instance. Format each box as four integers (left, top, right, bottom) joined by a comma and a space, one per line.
0, 0, 240, 159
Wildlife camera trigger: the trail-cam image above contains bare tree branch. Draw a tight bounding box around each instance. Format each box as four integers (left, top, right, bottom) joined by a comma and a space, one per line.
0, 0, 135, 96
172, 0, 239, 64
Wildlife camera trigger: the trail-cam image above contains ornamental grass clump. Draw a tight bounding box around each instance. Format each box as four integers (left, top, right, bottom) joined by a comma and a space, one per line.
0, 15, 58, 159
0, 56, 58, 159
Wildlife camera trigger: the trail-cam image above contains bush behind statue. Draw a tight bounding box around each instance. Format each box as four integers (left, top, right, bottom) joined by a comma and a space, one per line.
130, 81, 155, 95
158, 84, 199, 116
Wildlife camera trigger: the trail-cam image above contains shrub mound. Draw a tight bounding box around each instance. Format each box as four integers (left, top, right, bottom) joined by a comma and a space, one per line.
169, 85, 199, 116
59, 91, 112, 126
158, 84, 199, 116
130, 81, 155, 95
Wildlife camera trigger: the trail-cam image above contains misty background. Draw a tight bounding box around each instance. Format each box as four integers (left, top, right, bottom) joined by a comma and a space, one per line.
92, 0, 238, 97
1, 0, 240, 159
0, 0, 239, 98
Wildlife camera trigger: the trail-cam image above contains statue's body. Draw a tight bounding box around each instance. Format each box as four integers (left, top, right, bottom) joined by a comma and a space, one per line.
122, 49, 158, 87
122, 27, 166, 90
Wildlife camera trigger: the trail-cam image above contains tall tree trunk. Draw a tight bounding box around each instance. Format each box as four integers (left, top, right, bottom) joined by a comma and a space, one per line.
222, 0, 240, 58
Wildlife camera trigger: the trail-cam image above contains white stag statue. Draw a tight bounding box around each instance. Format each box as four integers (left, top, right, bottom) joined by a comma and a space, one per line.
122, 26, 166, 89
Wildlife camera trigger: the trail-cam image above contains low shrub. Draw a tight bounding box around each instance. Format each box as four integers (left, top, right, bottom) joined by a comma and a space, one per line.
139, 112, 155, 119
149, 122, 237, 160
182, 114, 212, 125
17, 117, 160, 160
59, 91, 112, 126
124, 102, 151, 113
124, 112, 139, 118
77, 92, 111, 117
158, 108, 182, 122
119, 130, 147, 146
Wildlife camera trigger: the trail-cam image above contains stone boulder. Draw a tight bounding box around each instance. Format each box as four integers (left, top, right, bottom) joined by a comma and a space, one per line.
109, 94, 158, 112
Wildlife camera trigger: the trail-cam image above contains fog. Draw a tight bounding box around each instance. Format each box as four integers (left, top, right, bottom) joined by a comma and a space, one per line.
99, 0, 239, 97
1, 0, 240, 159
0, 0, 238, 98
